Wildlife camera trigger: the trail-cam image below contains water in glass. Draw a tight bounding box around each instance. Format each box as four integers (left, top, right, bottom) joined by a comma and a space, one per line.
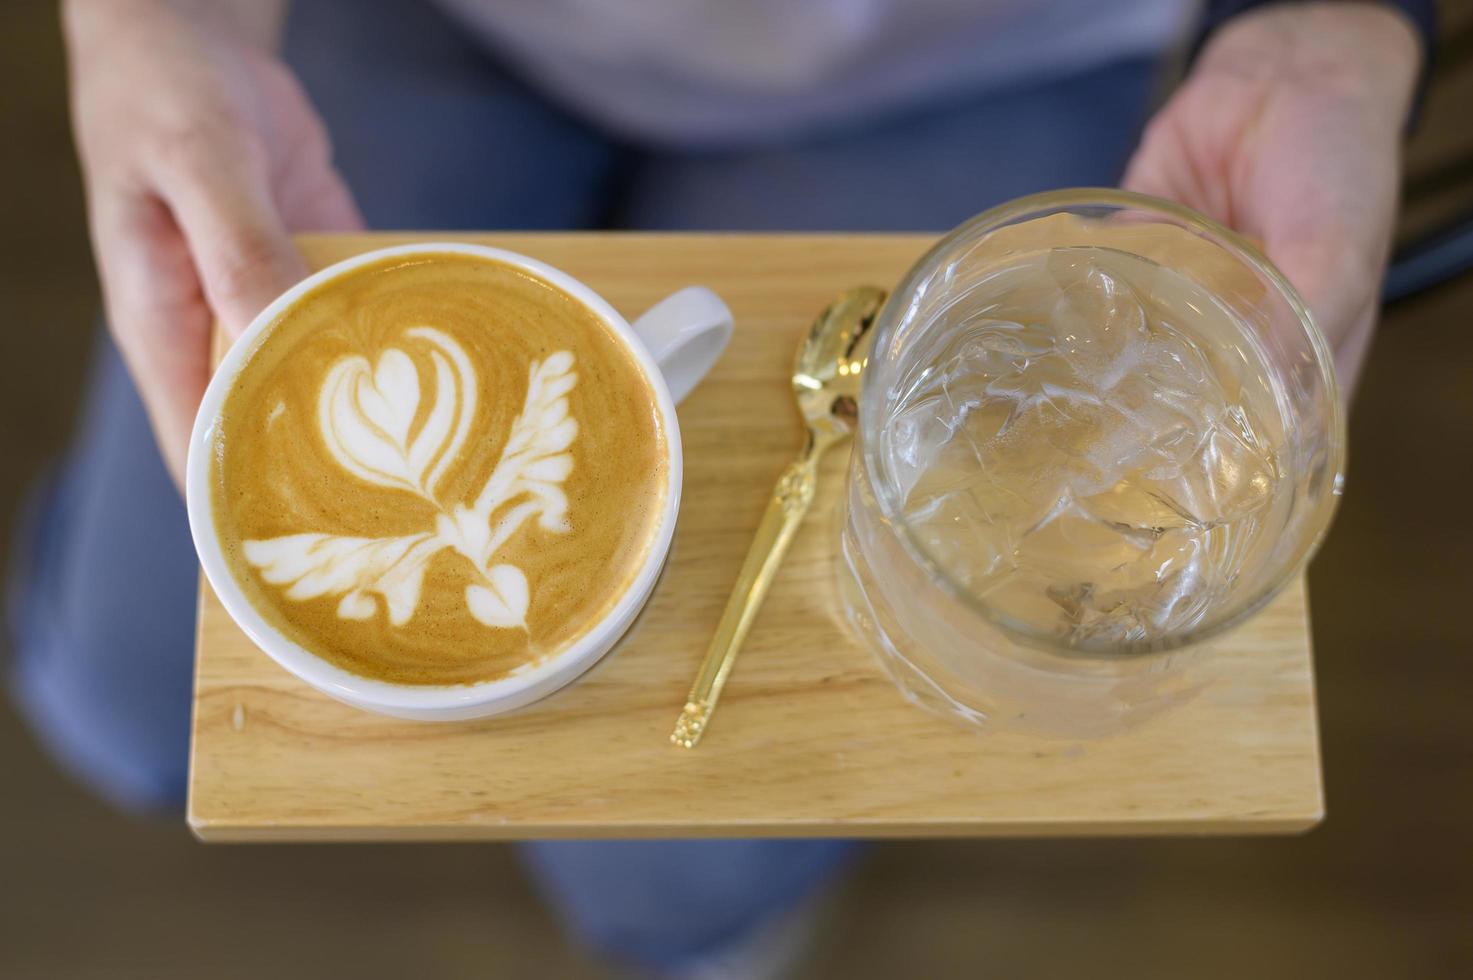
882, 245, 1287, 653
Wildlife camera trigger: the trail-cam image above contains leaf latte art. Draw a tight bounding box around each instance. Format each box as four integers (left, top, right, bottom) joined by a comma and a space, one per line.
210, 254, 667, 686
243, 332, 577, 632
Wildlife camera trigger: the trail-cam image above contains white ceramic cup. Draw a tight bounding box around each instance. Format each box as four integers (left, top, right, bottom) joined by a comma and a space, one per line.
185, 242, 733, 721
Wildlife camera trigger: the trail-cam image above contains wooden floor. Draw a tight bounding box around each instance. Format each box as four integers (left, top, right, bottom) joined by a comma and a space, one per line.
3, 3, 1470, 977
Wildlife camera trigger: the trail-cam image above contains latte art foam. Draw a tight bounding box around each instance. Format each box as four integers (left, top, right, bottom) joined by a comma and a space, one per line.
211, 254, 667, 686
243, 343, 577, 630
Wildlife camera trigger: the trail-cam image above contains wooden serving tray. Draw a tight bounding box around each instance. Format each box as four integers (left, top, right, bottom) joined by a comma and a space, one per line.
188, 233, 1323, 841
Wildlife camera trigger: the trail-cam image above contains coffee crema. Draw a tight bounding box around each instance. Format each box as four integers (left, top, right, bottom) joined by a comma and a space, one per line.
210, 253, 668, 685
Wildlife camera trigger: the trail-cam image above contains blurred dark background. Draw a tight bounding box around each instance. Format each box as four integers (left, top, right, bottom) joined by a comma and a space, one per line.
3, 3, 1471, 978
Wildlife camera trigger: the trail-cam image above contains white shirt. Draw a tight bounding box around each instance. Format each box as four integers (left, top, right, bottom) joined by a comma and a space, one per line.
433, 0, 1200, 147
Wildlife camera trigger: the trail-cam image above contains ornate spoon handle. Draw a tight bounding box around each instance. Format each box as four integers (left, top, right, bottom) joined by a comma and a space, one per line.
670, 446, 822, 748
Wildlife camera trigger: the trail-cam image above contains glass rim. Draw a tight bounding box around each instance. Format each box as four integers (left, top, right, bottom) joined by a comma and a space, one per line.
860, 187, 1347, 656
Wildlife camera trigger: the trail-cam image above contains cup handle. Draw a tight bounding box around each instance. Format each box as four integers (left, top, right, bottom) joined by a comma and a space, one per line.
630, 287, 733, 404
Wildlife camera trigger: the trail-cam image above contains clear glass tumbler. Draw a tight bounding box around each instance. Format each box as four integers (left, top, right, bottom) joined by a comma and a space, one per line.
837, 189, 1345, 737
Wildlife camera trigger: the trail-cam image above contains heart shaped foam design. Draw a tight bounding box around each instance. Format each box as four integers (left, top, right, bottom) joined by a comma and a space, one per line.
355, 349, 419, 450
316, 328, 477, 498
465, 565, 531, 628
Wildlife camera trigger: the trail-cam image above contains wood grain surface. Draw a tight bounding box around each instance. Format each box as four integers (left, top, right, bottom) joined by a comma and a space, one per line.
188, 233, 1323, 842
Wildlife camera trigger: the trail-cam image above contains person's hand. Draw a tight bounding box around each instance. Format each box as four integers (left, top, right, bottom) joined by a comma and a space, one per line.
65, 0, 361, 487
1124, 2, 1422, 398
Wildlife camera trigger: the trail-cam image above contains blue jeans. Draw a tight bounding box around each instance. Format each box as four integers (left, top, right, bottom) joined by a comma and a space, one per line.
6, 0, 1157, 970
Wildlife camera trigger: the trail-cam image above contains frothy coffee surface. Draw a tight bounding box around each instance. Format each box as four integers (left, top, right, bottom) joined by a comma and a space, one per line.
210, 253, 667, 685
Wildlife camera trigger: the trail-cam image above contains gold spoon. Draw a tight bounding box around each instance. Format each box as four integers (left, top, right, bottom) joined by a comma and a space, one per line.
671, 286, 888, 748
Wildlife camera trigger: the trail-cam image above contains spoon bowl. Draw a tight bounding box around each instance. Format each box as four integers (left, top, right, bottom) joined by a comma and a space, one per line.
792, 286, 885, 441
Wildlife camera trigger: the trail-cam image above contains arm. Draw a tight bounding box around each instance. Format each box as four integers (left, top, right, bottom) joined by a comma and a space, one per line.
1124, 2, 1424, 396
63, 0, 359, 486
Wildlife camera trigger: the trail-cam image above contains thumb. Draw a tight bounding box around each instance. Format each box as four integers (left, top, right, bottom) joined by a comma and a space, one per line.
1261, 234, 1379, 398
153, 133, 307, 338
1119, 148, 1175, 205
1259, 228, 1370, 345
